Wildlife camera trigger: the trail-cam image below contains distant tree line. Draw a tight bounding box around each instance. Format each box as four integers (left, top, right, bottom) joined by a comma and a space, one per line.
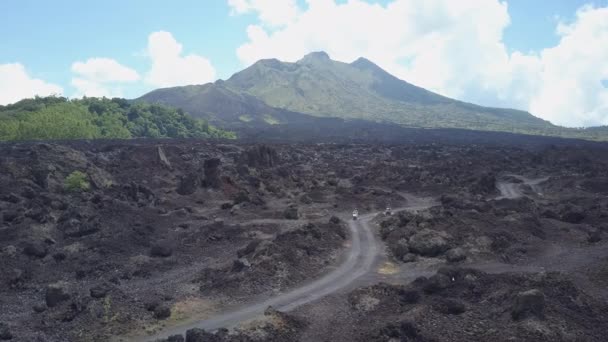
0, 96, 235, 141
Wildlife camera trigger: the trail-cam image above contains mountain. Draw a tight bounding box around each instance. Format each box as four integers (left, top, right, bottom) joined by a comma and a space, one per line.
138, 52, 606, 140
221, 51, 553, 132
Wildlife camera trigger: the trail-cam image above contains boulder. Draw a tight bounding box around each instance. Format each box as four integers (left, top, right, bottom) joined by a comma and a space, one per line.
0, 322, 12, 340
145, 300, 160, 312
61, 218, 100, 238
392, 244, 410, 260
157, 146, 173, 170
473, 173, 496, 195
239, 145, 279, 168
7, 269, 24, 288
423, 273, 452, 294
176, 173, 200, 195
434, 298, 466, 315
150, 243, 173, 258
167, 335, 185, 342
233, 192, 250, 205
90, 283, 111, 299
45, 282, 71, 307
284, 207, 299, 220
23, 242, 48, 258
2, 246, 16, 258
231, 258, 251, 272
588, 230, 602, 243
408, 229, 451, 257
123, 182, 155, 204
337, 179, 353, 189
560, 208, 585, 224
401, 253, 418, 263
446, 248, 467, 262
237, 240, 260, 258
329, 216, 341, 225
399, 289, 420, 304
185, 328, 220, 342
2, 211, 19, 223
1, 193, 21, 204
511, 289, 545, 320
203, 158, 222, 188
300, 194, 313, 204
25, 206, 49, 223
154, 305, 172, 320
33, 304, 47, 313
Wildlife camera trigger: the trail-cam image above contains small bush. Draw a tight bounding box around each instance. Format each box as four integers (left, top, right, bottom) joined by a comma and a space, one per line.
64, 171, 90, 192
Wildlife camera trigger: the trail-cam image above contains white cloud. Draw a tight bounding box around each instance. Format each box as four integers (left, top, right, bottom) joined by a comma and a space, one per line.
231, 0, 608, 127
529, 5, 608, 127
145, 31, 216, 88
228, 0, 300, 27
0, 63, 63, 105
71, 58, 140, 98
72, 58, 140, 83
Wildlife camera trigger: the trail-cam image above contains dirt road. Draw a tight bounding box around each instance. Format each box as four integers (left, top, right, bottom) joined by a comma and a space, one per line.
135, 206, 416, 341
496, 174, 549, 199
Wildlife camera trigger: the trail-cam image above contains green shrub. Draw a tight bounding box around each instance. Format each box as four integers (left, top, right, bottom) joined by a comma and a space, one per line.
64, 171, 90, 192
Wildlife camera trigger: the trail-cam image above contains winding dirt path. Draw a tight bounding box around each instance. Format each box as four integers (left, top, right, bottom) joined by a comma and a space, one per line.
495, 174, 549, 199
136, 178, 608, 341
135, 197, 433, 341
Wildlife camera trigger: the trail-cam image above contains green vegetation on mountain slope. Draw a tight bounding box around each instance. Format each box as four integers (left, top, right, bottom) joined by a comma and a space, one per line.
138, 52, 607, 141
0, 96, 235, 141
223, 52, 552, 132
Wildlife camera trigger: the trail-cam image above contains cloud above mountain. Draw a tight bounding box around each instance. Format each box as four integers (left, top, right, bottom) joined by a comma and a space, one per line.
229, 0, 608, 127
0, 63, 63, 105
70, 31, 218, 98
71, 58, 140, 98
145, 31, 217, 88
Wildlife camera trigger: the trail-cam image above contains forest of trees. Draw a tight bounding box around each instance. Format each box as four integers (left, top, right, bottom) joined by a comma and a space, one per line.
0, 96, 235, 141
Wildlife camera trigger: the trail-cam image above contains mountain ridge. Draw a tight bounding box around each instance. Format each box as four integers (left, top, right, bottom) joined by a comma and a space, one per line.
137, 51, 608, 140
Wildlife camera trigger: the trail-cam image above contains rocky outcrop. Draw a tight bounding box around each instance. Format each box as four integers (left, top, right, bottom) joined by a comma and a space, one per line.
177, 173, 200, 195
203, 158, 222, 188
23, 242, 48, 258
239, 145, 280, 168
185, 328, 218, 342
157, 146, 173, 170
153, 305, 172, 320
89, 283, 111, 299
60, 218, 101, 238
45, 282, 71, 308
283, 206, 299, 220
150, 242, 173, 258
0, 322, 12, 340
511, 289, 545, 320
445, 247, 467, 262
408, 229, 451, 257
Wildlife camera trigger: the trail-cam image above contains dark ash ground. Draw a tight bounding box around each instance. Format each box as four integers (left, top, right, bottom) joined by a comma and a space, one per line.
1, 139, 608, 341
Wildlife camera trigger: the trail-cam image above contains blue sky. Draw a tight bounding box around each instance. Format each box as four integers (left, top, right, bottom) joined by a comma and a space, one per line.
1, 0, 608, 127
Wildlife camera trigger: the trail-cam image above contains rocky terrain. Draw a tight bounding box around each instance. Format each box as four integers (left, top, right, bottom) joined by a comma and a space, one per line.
1, 139, 608, 341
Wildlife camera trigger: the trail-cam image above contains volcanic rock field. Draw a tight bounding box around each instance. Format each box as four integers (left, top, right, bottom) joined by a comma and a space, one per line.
1, 140, 608, 341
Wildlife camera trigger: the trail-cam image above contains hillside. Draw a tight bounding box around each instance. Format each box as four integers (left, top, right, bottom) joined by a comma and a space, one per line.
0, 96, 235, 141
224, 52, 553, 132
138, 52, 607, 141
137, 82, 309, 128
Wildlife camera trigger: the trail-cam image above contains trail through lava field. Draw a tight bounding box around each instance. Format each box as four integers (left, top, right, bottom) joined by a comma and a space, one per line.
1, 140, 608, 341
